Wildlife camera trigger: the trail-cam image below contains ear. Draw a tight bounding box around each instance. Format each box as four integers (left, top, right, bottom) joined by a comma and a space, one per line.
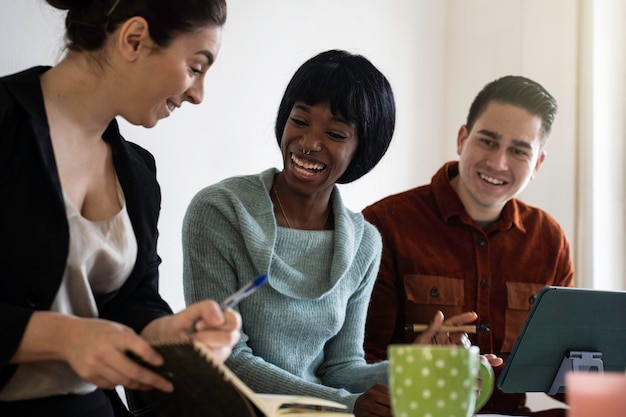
456, 125, 469, 156
116, 17, 152, 62
530, 150, 547, 180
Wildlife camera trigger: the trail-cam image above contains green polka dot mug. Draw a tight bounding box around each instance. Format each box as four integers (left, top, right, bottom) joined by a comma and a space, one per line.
388, 345, 494, 417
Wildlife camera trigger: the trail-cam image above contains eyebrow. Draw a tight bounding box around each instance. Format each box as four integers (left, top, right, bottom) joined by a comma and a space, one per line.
293, 103, 353, 126
197, 50, 215, 66
477, 129, 533, 151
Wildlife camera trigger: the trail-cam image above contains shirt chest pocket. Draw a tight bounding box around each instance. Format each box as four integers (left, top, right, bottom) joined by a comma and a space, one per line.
502, 282, 546, 353
402, 275, 465, 333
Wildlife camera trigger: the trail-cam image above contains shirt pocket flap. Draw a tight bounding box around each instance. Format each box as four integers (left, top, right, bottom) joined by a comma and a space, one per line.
404, 275, 464, 306
505, 282, 546, 310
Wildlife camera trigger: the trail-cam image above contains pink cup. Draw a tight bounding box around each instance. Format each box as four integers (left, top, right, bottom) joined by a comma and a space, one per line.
566, 372, 626, 417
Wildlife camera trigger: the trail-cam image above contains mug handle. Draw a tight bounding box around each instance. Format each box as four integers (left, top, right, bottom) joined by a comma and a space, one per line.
475, 356, 495, 411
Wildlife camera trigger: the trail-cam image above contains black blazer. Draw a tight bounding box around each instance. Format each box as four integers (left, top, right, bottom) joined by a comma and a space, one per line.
0, 67, 173, 390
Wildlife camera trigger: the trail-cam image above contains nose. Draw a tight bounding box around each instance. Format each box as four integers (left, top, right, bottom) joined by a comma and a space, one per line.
487, 148, 508, 170
185, 79, 205, 105
299, 129, 323, 152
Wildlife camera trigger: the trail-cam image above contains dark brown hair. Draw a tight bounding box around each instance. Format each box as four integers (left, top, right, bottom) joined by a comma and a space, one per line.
46, 0, 227, 51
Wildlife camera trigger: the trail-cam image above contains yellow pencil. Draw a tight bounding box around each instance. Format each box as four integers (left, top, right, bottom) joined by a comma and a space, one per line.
405, 324, 485, 334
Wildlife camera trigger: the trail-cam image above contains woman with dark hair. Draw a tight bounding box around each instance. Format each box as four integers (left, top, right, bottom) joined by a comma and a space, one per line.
0, 1, 240, 416
182, 50, 396, 416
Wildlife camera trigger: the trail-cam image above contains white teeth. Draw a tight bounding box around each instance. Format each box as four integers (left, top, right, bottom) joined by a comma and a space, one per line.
480, 173, 504, 185
292, 154, 325, 171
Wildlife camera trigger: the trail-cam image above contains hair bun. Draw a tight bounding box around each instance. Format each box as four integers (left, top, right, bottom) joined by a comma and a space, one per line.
45, 0, 90, 11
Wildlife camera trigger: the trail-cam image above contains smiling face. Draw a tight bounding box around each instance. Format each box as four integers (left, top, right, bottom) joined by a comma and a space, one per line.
123, 25, 222, 128
280, 101, 359, 196
452, 101, 546, 222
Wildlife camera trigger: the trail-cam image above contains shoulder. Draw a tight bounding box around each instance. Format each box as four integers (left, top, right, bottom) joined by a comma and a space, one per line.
191, 170, 268, 205
125, 140, 157, 173
513, 199, 568, 238
335, 195, 382, 255
186, 169, 275, 222
361, 219, 382, 251
0, 67, 49, 126
362, 185, 426, 220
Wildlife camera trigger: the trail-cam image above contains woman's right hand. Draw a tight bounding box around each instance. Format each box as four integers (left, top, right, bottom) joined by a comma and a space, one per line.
13, 312, 173, 392
353, 383, 391, 417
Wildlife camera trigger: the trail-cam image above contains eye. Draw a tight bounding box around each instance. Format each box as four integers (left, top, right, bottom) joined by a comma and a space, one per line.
189, 67, 203, 77
326, 131, 348, 140
289, 117, 308, 126
510, 148, 530, 158
479, 138, 496, 148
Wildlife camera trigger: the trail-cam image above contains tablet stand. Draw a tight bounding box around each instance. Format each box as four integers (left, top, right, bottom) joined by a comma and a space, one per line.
548, 350, 604, 394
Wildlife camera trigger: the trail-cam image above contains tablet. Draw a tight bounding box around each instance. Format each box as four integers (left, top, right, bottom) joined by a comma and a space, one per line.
497, 286, 626, 394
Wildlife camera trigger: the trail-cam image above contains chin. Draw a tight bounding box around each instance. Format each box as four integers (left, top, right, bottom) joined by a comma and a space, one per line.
140, 116, 162, 128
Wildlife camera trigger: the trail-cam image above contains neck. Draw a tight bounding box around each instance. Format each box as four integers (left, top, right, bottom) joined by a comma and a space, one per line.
41, 55, 118, 136
271, 175, 333, 231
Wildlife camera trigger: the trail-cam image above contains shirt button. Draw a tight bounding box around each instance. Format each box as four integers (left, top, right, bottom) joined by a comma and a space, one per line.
478, 238, 486, 246
480, 279, 489, 288
478, 321, 490, 332
430, 287, 440, 298
529, 294, 537, 304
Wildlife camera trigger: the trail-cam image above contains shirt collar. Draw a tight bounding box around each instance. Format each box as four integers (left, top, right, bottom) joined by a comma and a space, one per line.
433, 161, 526, 233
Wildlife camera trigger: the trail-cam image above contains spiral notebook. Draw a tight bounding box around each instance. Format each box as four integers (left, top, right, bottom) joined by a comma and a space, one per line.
129, 339, 353, 417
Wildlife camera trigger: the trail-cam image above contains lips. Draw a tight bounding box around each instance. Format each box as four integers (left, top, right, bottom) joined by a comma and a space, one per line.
479, 172, 506, 185
291, 153, 325, 177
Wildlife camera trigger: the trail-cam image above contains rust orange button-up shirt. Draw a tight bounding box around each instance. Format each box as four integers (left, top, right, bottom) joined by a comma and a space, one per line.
362, 162, 574, 415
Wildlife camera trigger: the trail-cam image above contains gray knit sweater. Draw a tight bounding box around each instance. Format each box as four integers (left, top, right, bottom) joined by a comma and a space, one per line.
183, 168, 388, 410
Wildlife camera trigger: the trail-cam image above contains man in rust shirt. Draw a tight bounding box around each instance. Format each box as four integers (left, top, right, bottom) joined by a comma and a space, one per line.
362, 75, 574, 416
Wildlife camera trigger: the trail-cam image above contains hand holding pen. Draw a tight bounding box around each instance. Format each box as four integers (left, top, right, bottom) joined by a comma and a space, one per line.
187, 274, 268, 334
411, 311, 485, 346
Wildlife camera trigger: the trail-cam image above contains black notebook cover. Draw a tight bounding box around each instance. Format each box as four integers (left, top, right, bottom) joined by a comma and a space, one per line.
130, 340, 259, 417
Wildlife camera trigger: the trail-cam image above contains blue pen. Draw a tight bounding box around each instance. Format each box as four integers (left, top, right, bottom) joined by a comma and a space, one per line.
187, 274, 268, 334
219, 274, 268, 310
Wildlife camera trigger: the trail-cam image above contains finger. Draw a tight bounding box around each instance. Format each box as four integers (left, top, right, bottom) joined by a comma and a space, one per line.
443, 311, 478, 326
126, 340, 164, 368
222, 308, 242, 331
193, 328, 240, 351
199, 300, 226, 327
449, 331, 471, 347
116, 352, 174, 392
483, 353, 504, 367
413, 310, 444, 344
364, 385, 392, 414
80, 365, 119, 390
186, 301, 225, 333
431, 332, 453, 345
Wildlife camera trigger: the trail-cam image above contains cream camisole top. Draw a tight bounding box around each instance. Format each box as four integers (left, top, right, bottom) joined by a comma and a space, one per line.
0, 181, 137, 400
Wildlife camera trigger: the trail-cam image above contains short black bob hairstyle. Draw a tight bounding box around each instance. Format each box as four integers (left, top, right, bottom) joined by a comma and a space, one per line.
274, 49, 396, 184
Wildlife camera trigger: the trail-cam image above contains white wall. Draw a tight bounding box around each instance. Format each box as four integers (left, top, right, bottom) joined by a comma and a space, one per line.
0, 0, 577, 313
